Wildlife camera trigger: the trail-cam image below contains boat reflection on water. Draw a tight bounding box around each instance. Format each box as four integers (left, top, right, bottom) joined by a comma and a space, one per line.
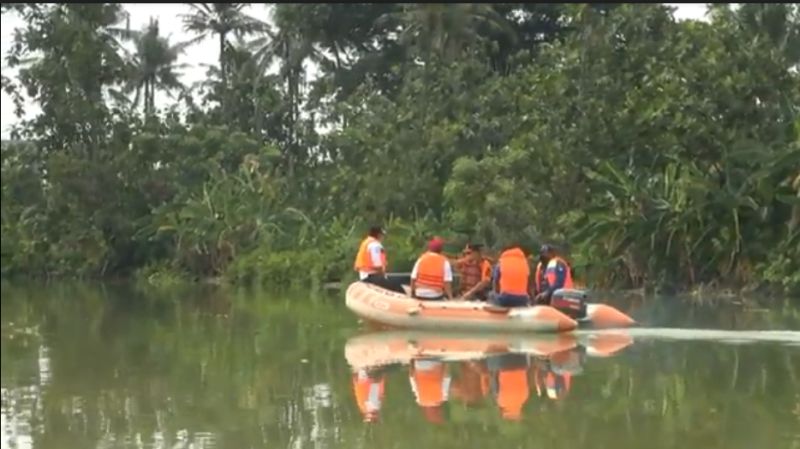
346, 330, 634, 424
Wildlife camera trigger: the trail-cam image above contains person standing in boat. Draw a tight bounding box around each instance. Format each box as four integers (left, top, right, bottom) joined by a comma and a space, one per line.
410, 237, 454, 301
452, 243, 493, 301
533, 244, 574, 305
354, 225, 405, 293
490, 241, 533, 308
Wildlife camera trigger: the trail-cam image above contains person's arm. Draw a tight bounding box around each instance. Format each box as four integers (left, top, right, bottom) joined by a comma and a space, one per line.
369, 243, 386, 275
444, 261, 454, 300
528, 262, 536, 301
462, 277, 489, 300
491, 265, 501, 293
410, 259, 420, 298
465, 261, 492, 298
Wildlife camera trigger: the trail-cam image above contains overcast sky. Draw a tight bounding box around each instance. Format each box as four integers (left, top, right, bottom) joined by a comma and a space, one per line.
0, 3, 711, 139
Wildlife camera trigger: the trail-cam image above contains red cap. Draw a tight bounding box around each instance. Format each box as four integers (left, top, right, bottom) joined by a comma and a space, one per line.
428, 237, 444, 252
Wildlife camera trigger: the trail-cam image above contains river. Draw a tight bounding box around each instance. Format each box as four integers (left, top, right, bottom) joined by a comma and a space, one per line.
1, 282, 799, 449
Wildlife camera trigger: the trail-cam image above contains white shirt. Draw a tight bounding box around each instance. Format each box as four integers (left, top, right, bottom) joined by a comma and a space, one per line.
358, 240, 385, 280
411, 256, 453, 298
357, 370, 382, 412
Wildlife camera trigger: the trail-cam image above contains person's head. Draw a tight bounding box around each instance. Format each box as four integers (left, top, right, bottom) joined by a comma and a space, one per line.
427, 236, 445, 253
368, 225, 386, 241
539, 244, 556, 263
465, 243, 484, 261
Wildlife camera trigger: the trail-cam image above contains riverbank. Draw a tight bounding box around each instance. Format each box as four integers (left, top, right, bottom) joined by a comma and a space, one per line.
5, 263, 796, 305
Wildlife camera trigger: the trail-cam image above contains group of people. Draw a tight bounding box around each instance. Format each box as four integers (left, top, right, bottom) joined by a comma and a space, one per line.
352, 351, 578, 424
353, 225, 575, 307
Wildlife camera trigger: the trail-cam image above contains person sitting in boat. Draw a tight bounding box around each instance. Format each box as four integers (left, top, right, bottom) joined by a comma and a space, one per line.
409, 358, 451, 425
533, 350, 577, 401
533, 244, 574, 305
410, 237, 454, 301
450, 360, 490, 406
452, 243, 493, 301
354, 225, 405, 293
487, 353, 531, 421
490, 242, 533, 308
352, 367, 386, 423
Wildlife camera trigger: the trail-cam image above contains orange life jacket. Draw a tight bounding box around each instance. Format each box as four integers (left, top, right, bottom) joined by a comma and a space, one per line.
496, 368, 529, 420
414, 251, 448, 289
534, 256, 574, 293
354, 236, 386, 273
497, 248, 530, 296
352, 373, 385, 420
544, 256, 574, 290
411, 363, 447, 407
482, 260, 492, 282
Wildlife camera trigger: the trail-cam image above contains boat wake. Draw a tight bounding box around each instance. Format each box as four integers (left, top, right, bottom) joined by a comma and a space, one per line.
581, 328, 800, 346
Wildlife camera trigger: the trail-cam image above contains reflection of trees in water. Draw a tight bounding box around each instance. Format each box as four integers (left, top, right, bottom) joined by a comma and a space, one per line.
1, 291, 48, 449
2, 384, 41, 449
2, 283, 358, 449
1, 283, 798, 449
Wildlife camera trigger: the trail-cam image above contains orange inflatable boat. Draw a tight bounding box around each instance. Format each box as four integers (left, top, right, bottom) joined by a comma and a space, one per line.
344, 329, 634, 371
345, 282, 635, 333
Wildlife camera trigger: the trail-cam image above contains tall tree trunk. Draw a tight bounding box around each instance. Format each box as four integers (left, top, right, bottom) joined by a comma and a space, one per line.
148, 80, 155, 115
144, 81, 150, 115
219, 31, 227, 119
253, 76, 262, 137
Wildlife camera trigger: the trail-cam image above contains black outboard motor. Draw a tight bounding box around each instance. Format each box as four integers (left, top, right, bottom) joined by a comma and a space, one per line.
550, 288, 588, 319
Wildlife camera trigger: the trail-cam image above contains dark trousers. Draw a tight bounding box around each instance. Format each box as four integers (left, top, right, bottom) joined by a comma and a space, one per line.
362, 274, 406, 294
491, 293, 530, 308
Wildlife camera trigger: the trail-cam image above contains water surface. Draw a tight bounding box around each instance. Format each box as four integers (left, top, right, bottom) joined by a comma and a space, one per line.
1, 282, 799, 449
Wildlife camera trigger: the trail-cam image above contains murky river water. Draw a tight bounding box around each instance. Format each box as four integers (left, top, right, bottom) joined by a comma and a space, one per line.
2, 282, 799, 449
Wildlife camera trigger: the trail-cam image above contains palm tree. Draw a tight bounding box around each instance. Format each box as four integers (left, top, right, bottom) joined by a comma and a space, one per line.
735, 3, 800, 67
180, 3, 265, 109
249, 8, 322, 176
379, 4, 515, 62
123, 18, 195, 115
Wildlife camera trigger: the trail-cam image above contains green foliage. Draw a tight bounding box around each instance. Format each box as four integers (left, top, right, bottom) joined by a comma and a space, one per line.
2, 3, 799, 296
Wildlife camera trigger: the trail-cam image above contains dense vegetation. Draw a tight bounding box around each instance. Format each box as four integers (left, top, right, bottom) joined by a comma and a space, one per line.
1, 3, 798, 294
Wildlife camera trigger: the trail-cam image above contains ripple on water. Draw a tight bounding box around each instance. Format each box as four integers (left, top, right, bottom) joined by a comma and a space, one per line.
583, 328, 800, 346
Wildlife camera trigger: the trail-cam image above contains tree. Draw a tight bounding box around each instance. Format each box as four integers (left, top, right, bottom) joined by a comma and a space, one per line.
380, 3, 516, 63
6, 4, 131, 155
181, 3, 265, 116
123, 18, 195, 115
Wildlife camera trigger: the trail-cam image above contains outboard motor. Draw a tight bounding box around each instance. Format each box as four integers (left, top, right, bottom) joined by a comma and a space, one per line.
550, 288, 588, 320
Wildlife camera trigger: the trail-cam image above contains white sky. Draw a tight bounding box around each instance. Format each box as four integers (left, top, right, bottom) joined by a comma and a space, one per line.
0, 3, 711, 139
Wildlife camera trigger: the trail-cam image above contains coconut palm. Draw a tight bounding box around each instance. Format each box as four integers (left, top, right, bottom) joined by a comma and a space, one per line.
180, 4, 265, 91
249, 8, 323, 176
379, 3, 516, 62
122, 18, 196, 115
